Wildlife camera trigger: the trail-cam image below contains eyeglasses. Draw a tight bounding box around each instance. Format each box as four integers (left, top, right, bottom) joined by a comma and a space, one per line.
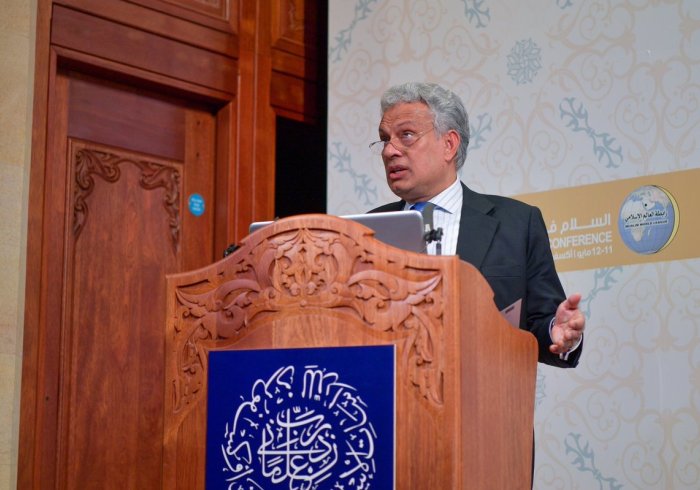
369, 126, 435, 155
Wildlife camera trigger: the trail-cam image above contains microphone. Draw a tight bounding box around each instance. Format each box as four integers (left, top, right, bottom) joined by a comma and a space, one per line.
223, 243, 240, 258
418, 202, 443, 255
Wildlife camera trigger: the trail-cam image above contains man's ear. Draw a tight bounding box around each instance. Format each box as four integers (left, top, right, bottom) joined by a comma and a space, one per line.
443, 130, 460, 162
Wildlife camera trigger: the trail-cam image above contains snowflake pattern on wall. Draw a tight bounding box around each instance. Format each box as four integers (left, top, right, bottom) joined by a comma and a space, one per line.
559, 97, 624, 168
565, 433, 624, 490
468, 112, 492, 151
535, 368, 546, 407
329, 0, 379, 63
461, 0, 491, 28
507, 39, 543, 85
328, 141, 378, 206
580, 267, 623, 318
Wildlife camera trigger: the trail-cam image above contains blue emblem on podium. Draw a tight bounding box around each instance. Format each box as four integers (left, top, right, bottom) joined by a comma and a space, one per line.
206, 345, 395, 489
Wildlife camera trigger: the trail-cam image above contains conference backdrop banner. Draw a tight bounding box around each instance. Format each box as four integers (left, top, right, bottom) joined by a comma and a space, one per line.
327, 1, 700, 488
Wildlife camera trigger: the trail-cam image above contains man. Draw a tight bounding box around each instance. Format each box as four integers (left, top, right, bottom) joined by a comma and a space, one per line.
369, 82, 584, 367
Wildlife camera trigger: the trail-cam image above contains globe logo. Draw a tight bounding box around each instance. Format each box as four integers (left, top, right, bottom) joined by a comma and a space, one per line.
618, 185, 679, 255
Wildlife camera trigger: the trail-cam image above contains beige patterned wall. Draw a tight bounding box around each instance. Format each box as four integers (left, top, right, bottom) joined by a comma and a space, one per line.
0, 0, 34, 488
328, 1, 700, 488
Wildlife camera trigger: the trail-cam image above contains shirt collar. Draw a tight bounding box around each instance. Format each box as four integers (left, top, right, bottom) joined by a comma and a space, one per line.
406, 177, 462, 214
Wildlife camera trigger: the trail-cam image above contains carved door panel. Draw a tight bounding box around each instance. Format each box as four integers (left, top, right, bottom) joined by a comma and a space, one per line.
41, 69, 217, 488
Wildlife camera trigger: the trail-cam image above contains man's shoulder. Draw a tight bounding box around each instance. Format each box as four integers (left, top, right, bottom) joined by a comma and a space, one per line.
367, 201, 404, 213
486, 193, 535, 211
464, 185, 538, 216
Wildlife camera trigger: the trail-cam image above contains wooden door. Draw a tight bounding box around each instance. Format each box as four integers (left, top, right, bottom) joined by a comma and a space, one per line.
47, 69, 217, 488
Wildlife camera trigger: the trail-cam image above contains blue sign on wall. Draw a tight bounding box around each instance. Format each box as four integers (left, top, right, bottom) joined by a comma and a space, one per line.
188, 193, 205, 216
207, 345, 396, 489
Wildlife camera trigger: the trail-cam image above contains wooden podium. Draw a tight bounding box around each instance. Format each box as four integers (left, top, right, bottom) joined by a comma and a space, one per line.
163, 214, 537, 489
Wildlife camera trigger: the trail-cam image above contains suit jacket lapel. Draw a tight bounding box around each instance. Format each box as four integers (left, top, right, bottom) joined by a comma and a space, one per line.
456, 183, 498, 269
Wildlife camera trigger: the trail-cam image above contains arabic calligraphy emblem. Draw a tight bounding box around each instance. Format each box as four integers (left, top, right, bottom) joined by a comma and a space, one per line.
220, 364, 379, 489
618, 185, 679, 255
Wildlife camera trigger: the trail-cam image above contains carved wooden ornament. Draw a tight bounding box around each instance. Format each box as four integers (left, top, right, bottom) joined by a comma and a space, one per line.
167, 214, 446, 421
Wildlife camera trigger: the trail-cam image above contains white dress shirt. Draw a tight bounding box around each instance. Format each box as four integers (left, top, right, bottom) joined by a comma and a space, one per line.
403, 177, 462, 256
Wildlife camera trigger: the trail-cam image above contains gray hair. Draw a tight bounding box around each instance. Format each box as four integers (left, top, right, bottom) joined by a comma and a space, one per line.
380, 82, 470, 169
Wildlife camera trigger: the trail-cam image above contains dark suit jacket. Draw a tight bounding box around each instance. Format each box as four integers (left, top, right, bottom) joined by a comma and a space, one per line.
370, 182, 581, 368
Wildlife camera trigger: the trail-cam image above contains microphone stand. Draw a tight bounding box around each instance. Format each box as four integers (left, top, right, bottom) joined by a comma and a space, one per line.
419, 202, 444, 255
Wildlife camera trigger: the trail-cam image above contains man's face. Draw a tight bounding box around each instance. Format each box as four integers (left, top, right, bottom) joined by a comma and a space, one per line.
378, 102, 459, 202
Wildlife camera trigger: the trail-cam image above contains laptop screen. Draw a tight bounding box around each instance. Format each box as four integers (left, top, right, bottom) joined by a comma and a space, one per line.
248, 211, 426, 253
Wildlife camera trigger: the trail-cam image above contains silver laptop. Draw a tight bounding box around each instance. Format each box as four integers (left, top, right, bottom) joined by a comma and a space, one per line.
248, 211, 426, 253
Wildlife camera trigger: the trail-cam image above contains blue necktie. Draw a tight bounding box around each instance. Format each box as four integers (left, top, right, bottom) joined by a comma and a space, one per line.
410, 202, 442, 255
